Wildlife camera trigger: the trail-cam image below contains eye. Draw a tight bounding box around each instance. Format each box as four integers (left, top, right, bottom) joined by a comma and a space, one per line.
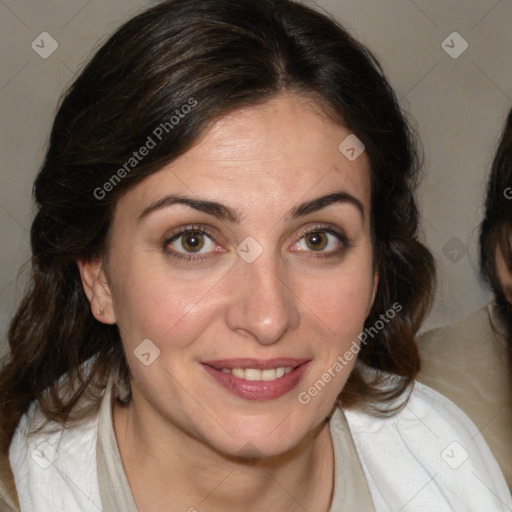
165, 227, 219, 256
290, 226, 348, 258
301, 231, 330, 251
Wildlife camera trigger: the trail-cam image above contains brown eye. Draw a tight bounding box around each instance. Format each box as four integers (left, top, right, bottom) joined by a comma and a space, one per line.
290, 227, 347, 258
305, 232, 328, 251
181, 231, 205, 252
166, 229, 217, 255
164, 226, 223, 262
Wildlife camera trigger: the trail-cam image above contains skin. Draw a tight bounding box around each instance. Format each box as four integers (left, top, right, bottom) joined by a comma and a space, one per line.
496, 245, 512, 304
78, 93, 378, 511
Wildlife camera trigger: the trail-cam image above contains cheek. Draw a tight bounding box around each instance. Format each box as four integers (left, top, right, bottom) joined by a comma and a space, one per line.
110, 259, 223, 350
295, 265, 375, 338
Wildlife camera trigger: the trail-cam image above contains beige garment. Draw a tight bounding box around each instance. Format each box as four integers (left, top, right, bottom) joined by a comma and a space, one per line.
97, 382, 375, 512
418, 302, 512, 489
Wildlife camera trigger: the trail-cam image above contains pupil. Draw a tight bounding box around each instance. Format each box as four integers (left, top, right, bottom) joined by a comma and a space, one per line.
183, 232, 204, 252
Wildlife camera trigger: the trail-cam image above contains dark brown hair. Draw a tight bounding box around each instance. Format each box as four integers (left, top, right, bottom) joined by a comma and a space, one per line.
480, 107, 512, 361
1, 0, 434, 464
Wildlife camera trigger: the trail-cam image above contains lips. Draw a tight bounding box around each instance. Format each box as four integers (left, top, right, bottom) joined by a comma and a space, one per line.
201, 358, 310, 400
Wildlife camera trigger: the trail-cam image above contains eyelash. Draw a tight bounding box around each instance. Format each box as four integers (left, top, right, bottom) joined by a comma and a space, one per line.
162, 223, 350, 263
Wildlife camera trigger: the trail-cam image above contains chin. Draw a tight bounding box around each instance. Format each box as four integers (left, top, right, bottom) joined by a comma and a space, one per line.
218, 435, 301, 461
202, 413, 322, 461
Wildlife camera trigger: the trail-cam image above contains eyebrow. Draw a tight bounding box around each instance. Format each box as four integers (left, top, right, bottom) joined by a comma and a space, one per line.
289, 191, 365, 221
137, 191, 365, 223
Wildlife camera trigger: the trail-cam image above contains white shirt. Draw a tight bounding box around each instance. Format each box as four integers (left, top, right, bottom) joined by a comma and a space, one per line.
9, 379, 512, 511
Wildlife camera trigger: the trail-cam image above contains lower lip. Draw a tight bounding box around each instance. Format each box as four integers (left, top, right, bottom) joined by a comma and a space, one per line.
201, 363, 310, 401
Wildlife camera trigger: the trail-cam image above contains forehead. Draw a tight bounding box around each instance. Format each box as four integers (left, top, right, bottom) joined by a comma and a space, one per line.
114, 93, 372, 224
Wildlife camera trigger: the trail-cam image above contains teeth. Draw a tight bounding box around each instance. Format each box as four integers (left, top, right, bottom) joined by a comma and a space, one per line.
261, 369, 276, 381
245, 369, 262, 381
224, 367, 294, 381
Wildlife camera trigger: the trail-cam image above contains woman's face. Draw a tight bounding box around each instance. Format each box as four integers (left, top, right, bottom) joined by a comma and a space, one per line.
495, 244, 512, 304
96, 93, 377, 458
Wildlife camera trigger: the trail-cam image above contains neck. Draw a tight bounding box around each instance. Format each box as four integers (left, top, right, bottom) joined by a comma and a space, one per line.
113, 387, 334, 512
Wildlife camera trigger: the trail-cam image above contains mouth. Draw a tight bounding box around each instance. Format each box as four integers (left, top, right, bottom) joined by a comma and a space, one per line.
201, 358, 310, 400
219, 366, 294, 381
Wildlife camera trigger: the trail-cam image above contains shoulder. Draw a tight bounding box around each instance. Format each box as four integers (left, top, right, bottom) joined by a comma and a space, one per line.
9, 397, 103, 512
346, 379, 490, 438
419, 305, 495, 349
343, 381, 512, 511
417, 303, 507, 390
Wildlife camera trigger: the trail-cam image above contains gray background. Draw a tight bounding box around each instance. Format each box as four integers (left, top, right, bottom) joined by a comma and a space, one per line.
1, 0, 511, 346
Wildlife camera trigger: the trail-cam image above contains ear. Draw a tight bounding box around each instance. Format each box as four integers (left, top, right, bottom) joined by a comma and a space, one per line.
76, 258, 116, 324
366, 271, 379, 317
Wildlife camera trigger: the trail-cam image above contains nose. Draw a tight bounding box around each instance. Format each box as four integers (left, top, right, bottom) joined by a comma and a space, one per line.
225, 255, 300, 346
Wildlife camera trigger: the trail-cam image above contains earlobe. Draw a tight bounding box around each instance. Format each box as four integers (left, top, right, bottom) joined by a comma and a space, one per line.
76, 258, 116, 324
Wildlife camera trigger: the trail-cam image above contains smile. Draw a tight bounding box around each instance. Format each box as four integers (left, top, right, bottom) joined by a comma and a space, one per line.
201, 359, 310, 400
220, 367, 293, 381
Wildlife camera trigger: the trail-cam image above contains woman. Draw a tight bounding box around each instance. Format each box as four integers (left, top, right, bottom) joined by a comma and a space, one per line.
0, 0, 510, 510
419, 108, 512, 489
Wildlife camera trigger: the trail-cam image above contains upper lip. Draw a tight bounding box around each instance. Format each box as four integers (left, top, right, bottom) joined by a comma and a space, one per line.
202, 358, 310, 370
